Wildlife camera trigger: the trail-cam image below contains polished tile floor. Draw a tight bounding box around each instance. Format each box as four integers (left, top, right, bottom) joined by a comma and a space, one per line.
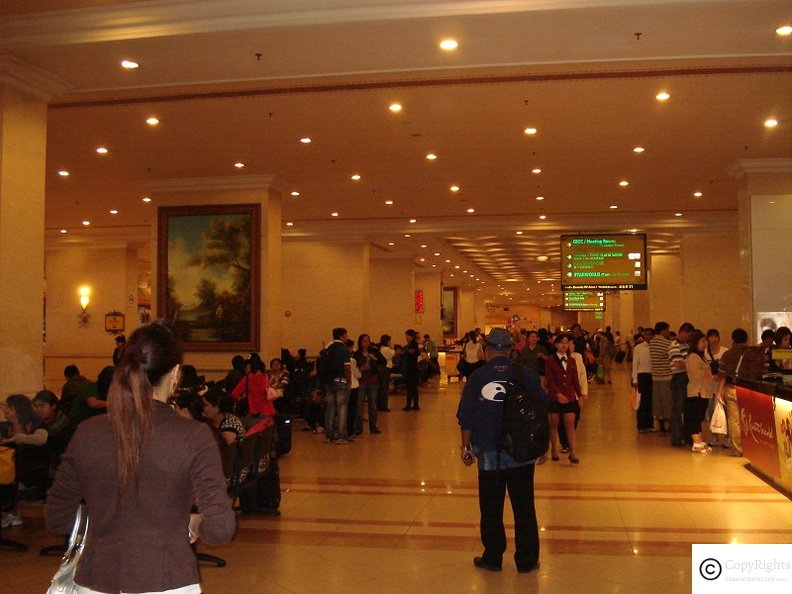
3, 365, 791, 593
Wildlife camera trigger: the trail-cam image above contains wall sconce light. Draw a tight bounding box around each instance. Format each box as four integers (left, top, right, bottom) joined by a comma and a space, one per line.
78, 286, 91, 327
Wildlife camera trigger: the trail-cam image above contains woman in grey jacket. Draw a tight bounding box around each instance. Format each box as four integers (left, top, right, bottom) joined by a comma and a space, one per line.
47, 321, 236, 594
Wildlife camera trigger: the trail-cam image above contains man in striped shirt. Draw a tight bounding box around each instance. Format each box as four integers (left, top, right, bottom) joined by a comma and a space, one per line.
668, 322, 695, 447
649, 322, 673, 434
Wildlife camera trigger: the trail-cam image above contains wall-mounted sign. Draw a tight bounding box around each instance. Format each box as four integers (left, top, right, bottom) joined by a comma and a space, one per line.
104, 311, 125, 334
415, 290, 424, 314
563, 291, 605, 312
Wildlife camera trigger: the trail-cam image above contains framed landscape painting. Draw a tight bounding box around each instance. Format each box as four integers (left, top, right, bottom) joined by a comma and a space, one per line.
157, 204, 260, 351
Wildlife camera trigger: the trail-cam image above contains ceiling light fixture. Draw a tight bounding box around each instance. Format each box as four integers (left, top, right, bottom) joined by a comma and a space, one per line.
420, 244, 427, 248
384, 200, 394, 205
531, 168, 542, 174
234, 162, 245, 169
146, 117, 159, 126
142, 197, 152, 203
388, 242, 395, 246
656, 91, 670, 102
59, 229, 67, 234
516, 231, 523, 235
120, 60, 139, 69
536, 196, 544, 201
439, 39, 458, 51
426, 153, 437, 160
82, 220, 91, 226
300, 137, 312, 144
409, 219, 417, 224
445, 259, 451, 263
434, 252, 441, 256
389, 103, 402, 112
629, 228, 638, 233
693, 191, 703, 197
404, 234, 411, 238
291, 191, 300, 196
537, 256, 549, 262
633, 146, 645, 153
619, 180, 629, 187
58, 170, 70, 177
351, 174, 361, 181
524, 127, 537, 135
538, 215, 547, 220
331, 212, 339, 217
466, 208, 475, 213
96, 147, 108, 154
610, 205, 618, 209
674, 212, 683, 217
776, 25, 792, 36
286, 222, 294, 226
420, 258, 426, 262
450, 185, 460, 192
764, 118, 778, 128
109, 209, 118, 215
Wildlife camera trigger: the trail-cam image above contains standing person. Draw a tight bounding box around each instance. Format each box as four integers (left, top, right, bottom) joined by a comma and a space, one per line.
403, 329, 421, 411
649, 322, 673, 434
517, 330, 547, 375
558, 336, 588, 453
544, 334, 585, 463
46, 321, 236, 594
703, 329, 729, 447
456, 328, 547, 574
230, 353, 275, 428
354, 334, 385, 435
223, 355, 246, 393
685, 330, 716, 454
632, 327, 655, 433
111, 334, 126, 366
323, 328, 352, 444
460, 331, 485, 380
669, 322, 695, 447
718, 329, 767, 457
770, 327, 792, 371
597, 330, 615, 384
377, 335, 395, 412
346, 339, 362, 436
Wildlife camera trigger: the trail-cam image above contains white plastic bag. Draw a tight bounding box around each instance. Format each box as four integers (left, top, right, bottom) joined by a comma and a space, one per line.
710, 399, 727, 435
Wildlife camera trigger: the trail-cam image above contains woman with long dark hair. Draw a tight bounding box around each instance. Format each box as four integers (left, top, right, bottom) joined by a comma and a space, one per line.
46, 321, 235, 594
686, 330, 716, 454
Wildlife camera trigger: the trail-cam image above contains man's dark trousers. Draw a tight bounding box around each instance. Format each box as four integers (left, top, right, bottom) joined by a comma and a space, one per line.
478, 462, 539, 569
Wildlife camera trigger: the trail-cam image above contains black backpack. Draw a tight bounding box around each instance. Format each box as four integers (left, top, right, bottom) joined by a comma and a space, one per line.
316, 345, 339, 384
499, 371, 550, 463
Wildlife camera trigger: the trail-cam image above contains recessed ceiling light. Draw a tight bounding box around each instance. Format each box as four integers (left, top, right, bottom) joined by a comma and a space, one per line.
96, 147, 108, 154
674, 212, 683, 217
419, 258, 426, 262
291, 191, 300, 196
466, 208, 475, 213
693, 191, 703, 197
426, 153, 437, 160
537, 256, 549, 262
455, 265, 460, 269
524, 127, 537, 135
538, 215, 547, 220
434, 252, 441, 256
120, 60, 139, 69
404, 234, 411, 238
300, 137, 312, 144
432, 264, 437, 268
515, 231, 523, 235
531, 168, 542, 174
351, 174, 361, 181
535, 196, 544, 201
331, 212, 339, 217
146, 117, 159, 126
450, 185, 460, 192
633, 146, 645, 153
389, 103, 402, 113
449, 274, 455, 277
82, 220, 91, 226
610, 205, 618, 209
420, 244, 427, 248
445, 259, 451, 263
109, 209, 118, 215
234, 162, 245, 169
439, 39, 458, 51
388, 242, 395, 246
628, 228, 638, 233
59, 229, 67, 234
142, 196, 152, 203
409, 218, 417, 223
384, 200, 394, 205
656, 91, 670, 102
58, 170, 70, 177
764, 118, 778, 128
286, 221, 294, 227
619, 180, 629, 187
776, 25, 792, 36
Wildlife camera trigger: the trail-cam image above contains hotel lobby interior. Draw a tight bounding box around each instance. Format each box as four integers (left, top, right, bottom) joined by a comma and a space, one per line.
1, 1, 791, 592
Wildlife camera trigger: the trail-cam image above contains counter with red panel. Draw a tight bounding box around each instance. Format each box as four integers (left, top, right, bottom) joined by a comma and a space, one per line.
736, 379, 792, 494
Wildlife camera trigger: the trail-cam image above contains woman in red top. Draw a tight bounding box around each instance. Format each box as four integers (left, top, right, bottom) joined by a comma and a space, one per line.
544, 334, 585, 464
231, 353, 275, 427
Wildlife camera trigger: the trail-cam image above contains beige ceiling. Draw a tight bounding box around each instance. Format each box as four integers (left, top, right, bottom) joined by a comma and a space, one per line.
1, 0, 791, 307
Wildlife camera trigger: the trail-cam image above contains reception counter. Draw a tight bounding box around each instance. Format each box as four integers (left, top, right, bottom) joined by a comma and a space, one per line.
735, 378, 792, 495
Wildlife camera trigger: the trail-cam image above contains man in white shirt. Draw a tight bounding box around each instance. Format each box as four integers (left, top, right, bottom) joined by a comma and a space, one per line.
632, 327, 655, 433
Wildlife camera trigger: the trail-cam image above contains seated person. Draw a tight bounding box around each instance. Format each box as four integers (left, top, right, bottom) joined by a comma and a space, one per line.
1, 394, 50, 525
68, 365, 113, 424
202, 387, 246, 446
31, 390, 76, 481
60, 364, 88, 415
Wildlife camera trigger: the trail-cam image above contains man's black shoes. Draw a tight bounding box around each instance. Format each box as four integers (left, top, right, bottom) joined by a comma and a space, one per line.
473, 557, 502, 572
516, 562, 540, 574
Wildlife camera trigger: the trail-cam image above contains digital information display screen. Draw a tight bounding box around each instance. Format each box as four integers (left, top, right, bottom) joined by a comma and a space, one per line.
561, 234, 648, 290
563, 291, 605, 312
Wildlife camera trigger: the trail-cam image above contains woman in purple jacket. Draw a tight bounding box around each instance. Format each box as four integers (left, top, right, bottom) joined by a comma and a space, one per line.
47, 321, 236, 594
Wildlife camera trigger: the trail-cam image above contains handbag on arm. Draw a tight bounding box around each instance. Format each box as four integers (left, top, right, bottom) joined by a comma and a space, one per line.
47, 504, 89, 594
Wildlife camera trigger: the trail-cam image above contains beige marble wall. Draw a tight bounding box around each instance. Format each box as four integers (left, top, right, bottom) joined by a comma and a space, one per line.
649, 254, 683, 329
368, 256, 416, 344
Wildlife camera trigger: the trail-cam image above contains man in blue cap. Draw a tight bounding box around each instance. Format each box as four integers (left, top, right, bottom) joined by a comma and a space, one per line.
456, 327, 547, 573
